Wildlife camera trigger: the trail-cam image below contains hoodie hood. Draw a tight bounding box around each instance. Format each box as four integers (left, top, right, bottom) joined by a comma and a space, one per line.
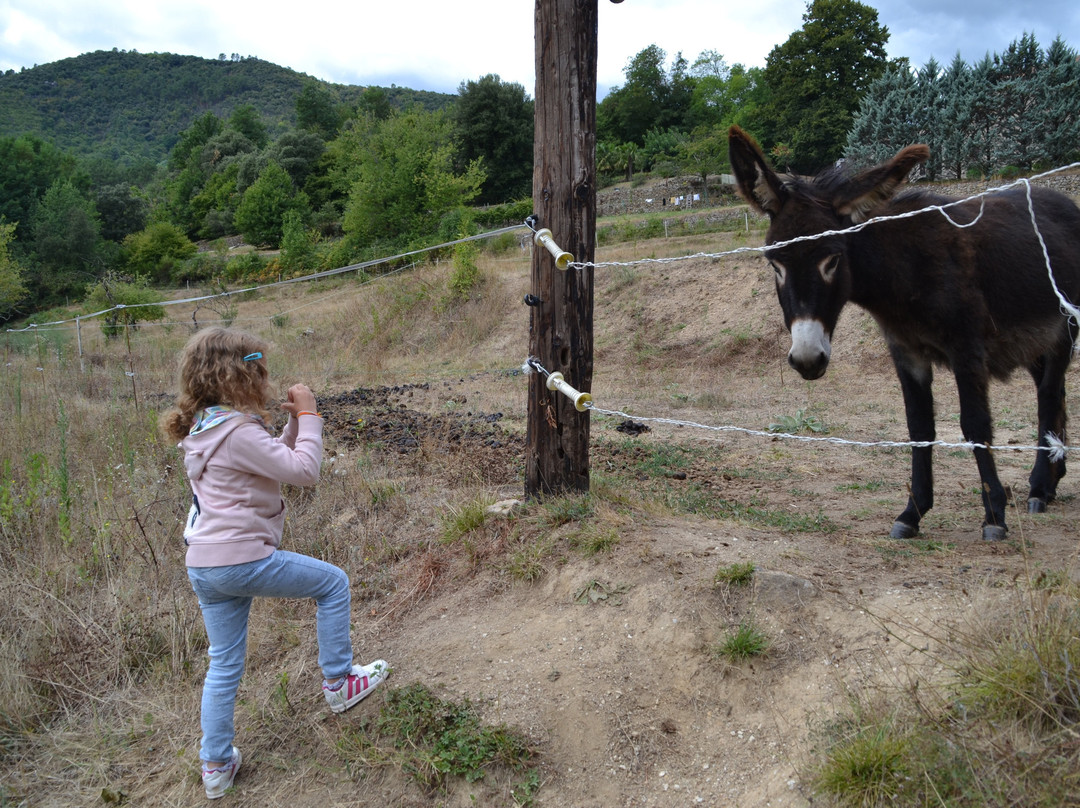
181, 410, 256, 482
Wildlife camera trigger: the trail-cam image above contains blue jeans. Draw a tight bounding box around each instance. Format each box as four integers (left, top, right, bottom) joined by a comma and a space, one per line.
187, 550, 354, 764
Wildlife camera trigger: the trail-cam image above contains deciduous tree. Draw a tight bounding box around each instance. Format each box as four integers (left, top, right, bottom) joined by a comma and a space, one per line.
0, 222, 28, 320
234, 161, 309, 248
83, 271, 166, 338
122, 222, 197, 283
342, 110, 485, 250
598, 45, 693, 145
761, 0, 889, 172
453, 74, 533, 204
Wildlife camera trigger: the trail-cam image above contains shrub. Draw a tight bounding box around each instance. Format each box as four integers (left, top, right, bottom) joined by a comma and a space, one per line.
82, 272, 166, 338
224, 253, 265, 283
472, 199, 533, 230
122, 222, 197, 284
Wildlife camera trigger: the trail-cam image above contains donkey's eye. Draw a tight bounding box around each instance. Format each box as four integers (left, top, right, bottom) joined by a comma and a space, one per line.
819, 254, 841, 283
770, 260, 787, 286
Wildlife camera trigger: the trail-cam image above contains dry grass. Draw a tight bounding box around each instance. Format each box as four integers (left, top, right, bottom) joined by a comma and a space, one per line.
4, 220, 1079, 806
0, 251, 541, 805
0, 235, 689, 805
809, 540, 1080, 807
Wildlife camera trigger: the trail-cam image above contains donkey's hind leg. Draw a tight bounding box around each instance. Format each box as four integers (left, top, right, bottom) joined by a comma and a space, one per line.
1027, 343, 1071, 513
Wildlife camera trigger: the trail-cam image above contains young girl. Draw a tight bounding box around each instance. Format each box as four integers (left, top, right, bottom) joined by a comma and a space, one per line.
162, 327, 388, 800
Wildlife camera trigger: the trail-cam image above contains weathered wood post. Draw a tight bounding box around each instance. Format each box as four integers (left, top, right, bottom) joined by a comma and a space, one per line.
526, 0, 598, 497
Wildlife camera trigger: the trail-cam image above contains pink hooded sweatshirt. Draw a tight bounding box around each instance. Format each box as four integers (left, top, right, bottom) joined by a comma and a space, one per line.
181, 411, 323, 567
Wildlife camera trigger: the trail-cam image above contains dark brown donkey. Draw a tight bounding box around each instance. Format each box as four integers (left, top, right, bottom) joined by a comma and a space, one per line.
728, 125, 1080, 540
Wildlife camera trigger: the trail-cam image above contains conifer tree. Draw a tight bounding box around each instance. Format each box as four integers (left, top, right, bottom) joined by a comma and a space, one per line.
994, 32, 1043, 170
846, 65, 917, 167
1035, 37, 1080, 167
939, 55, 976, 179
964, 55, 998, 178
914, 58, 945, 179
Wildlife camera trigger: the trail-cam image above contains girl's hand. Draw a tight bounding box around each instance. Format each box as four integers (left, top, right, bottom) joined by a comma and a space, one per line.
281, 383, 317, 417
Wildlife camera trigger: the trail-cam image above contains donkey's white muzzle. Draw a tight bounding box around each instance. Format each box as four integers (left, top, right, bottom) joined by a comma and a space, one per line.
788, 319, 832, 380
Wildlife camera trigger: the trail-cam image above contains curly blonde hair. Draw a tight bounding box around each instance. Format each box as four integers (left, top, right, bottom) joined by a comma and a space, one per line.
160, 327, 273, 441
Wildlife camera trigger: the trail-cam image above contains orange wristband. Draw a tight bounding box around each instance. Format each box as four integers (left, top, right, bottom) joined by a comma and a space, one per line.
296, 411, 322, 418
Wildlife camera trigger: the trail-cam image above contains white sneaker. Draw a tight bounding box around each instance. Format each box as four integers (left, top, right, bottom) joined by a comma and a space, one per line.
202, 746, 241, 799
324, 660, 389, 713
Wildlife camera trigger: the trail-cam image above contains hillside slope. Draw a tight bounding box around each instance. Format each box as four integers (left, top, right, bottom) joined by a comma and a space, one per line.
0, 50, 453, 163
2, 221, 1079, 806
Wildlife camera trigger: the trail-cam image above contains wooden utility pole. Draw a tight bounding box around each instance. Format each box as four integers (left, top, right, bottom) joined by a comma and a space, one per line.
525, 0, 599, 498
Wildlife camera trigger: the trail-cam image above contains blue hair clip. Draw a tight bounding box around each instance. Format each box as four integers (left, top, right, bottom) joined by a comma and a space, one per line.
243, 352, 263, 361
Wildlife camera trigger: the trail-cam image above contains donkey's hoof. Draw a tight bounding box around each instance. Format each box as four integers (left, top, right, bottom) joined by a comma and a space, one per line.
889, 521, 918, 539
1027, 497, 1048, 514
982, 524, 1008, 541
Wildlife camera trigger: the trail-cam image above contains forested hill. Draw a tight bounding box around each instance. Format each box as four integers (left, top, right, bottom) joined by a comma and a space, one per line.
0, 49, 454, 165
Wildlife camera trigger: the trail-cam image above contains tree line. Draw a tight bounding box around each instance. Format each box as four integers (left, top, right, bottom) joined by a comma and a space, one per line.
847, 33, 1080, 178
2, 0, 1078, 326
593, 4, 1079, 180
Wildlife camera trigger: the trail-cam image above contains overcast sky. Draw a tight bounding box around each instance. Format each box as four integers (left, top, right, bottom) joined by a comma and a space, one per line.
2, 1, 1078, 98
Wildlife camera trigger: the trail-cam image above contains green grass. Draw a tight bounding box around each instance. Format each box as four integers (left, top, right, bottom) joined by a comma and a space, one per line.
812, 716, 914, 806
539, 494, 593, 526
713, 621, 769, 661
714, 561, 755, 586
835, 479, 886, 493
875, 538, 954, 560
503, 536, 553, 583
439, 496, 492, 544
568, 523, 619, 556
337, 682, 538, 795
669, 486, 839, 534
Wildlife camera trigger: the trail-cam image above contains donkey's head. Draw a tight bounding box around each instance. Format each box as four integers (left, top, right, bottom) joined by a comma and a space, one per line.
728, 126, 929, 379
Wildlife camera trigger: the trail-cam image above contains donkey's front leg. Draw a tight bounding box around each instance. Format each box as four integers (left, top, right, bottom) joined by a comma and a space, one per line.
954, 368, 1008, 540
891, 354, 935, 539
1027, 344, 1071, 513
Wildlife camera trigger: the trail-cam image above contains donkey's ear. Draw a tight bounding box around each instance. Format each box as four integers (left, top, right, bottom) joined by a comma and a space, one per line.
728, 126, 787, 217
835, 145, 930, 222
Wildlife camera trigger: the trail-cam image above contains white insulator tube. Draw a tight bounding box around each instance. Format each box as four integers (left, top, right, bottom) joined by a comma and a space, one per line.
533, 228, 574, 270
545, 371, 592, 412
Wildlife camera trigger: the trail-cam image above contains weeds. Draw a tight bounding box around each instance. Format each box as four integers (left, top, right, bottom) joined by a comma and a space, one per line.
810, 586, 1080, 806
573, 580, 632, 605
714, 561, 755, 586
768, 408, 828, 434
713, 621, 770, 661
337, 682, 538, 794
